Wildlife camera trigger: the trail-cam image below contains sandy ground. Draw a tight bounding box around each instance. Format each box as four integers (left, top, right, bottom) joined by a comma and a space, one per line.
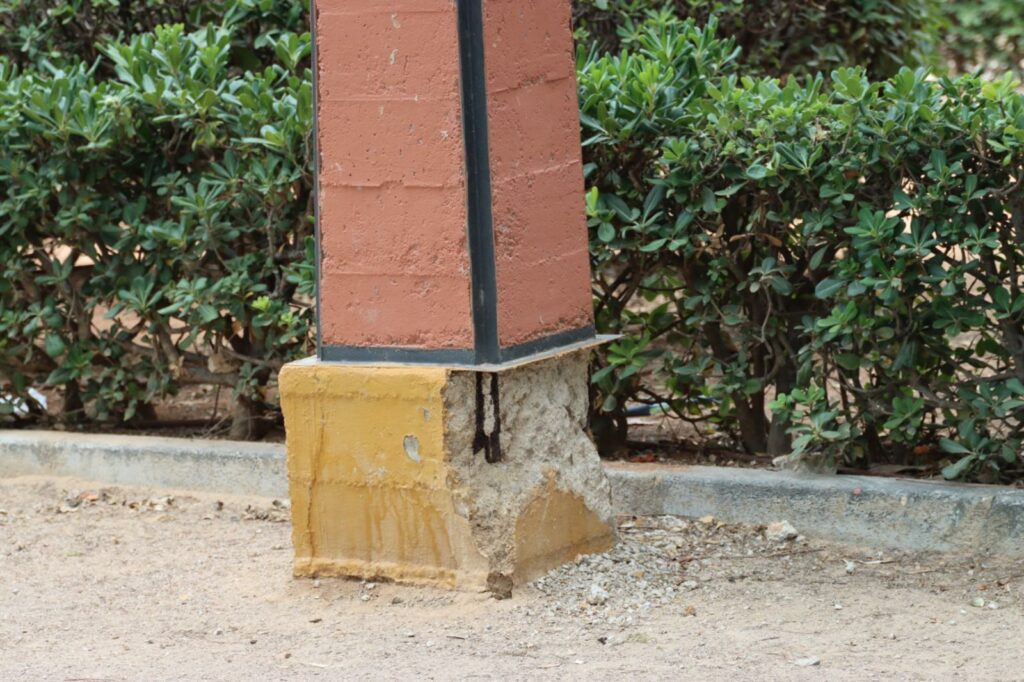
1, 476, 1022, 682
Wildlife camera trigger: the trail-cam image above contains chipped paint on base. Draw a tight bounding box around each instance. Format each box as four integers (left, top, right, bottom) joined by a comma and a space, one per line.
279, 354, 615, 594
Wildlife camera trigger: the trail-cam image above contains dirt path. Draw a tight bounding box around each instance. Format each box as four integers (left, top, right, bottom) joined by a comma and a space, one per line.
1, 477, 1021, 681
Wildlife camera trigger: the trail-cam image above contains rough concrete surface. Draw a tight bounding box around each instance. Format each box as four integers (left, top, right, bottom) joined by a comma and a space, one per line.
2, 476, 1021, 681
444, 352, 616, 586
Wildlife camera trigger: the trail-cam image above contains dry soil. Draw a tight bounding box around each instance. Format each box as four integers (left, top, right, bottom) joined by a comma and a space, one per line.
1, 476, 1022, 681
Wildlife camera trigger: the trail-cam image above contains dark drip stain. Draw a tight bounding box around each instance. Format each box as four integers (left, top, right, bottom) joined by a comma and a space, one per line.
473, 372, 503, 464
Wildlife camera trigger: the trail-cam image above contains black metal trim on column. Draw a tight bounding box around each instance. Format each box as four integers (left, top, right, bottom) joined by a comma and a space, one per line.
320, 325, 601, 367
497, 325, 597, 364
312, 1, 324, 360
456, 0, 501, 365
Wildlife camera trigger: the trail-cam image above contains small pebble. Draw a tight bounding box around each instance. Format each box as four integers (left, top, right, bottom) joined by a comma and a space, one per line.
765, 521, 799, 543
587, 584, 609, 606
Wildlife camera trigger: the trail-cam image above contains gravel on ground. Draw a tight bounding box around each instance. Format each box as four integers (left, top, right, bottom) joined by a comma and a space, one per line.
1, 476, 1021, 681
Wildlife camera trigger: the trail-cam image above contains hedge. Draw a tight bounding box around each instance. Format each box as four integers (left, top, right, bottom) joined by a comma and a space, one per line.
10, 0, 921, 439
580, 16, 1024, 482
944, 0, 1024, 79
2, 2, 1024, 483
0, 0, 308, 71
573, 0, 940, 79
0, 13, 314, 438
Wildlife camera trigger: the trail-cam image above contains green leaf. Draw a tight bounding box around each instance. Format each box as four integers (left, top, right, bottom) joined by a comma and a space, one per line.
939, 438, 972, 455
700, 187, 718, 213
604, 194, 633, 221
942, 454, 978, 480
835, 354, 861, 371
770, 278, 793, 296
642, 185, 666, 217
639, 238, 668, 252
197, 304, 220, 323
815, 279, 844, 299
44, 334, 66, 358
809, 246, 828, 271
745, 163, 768, 180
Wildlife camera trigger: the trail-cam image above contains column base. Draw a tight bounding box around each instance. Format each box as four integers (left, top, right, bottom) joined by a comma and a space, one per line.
279, 349, 616, 596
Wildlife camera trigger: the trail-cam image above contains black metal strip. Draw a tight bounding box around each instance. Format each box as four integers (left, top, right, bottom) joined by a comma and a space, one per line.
497, 325, 597, 364
312, 1, 324, 360
320, 345, 477, 366
456, 0, 501, 365
320, 325, 598, 367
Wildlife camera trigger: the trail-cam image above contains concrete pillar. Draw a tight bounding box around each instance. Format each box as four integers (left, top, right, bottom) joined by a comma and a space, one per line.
280, 0, 615, 596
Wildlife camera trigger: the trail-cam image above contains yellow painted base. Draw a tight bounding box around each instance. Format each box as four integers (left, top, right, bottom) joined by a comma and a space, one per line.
279, 359, 615, 593
513, 476, 615, 584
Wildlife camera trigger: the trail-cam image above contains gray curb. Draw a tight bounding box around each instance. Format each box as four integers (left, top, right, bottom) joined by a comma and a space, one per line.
607, 462, 1024, 556
0, 431, 287, 498
2, 430, 1022, 556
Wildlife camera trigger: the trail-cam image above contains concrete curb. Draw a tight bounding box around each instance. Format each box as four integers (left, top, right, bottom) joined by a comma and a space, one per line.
0, 430, 287, 498
2, 430, 1022, 556
607, 462, 1024, 556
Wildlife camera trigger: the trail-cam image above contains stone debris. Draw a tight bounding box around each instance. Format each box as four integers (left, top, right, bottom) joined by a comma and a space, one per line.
528, 515, 808, 629
54, 489, 182, 515
586, 584, 609, 606
765, 521, 799, 543
794, 657, 821, 667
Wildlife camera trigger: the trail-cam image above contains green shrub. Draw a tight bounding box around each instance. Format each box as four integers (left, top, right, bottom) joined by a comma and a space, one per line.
0, 21, 314, 436
943, 0, 1024, 78
581, 17, 1024, 482
0, 0, 307, 71
4, 0, 1024, 485
573, 0, 940, 79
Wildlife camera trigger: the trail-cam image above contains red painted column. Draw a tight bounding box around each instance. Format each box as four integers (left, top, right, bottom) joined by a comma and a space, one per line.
316, 1, 474, 354
314, 0, 597, 365
483, 1, 594, 349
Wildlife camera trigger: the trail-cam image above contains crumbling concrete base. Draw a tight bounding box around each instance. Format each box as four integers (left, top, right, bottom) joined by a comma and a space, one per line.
278, 350, 615, 596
